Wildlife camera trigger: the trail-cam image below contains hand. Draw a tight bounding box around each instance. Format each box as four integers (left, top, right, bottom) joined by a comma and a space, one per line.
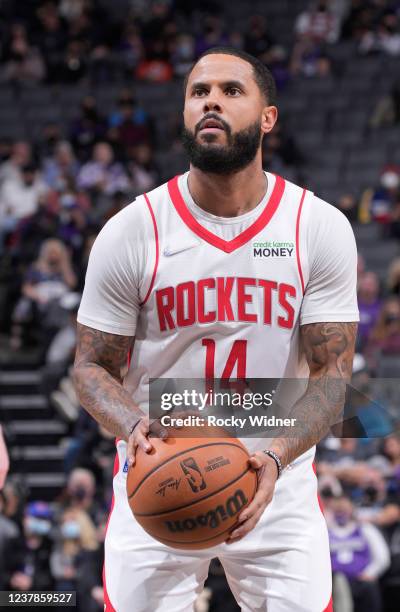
127, 417, 168, 467
227, 451, 279, 543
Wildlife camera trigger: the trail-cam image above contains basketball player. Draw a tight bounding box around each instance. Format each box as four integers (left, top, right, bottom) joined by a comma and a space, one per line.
74, 47, 359, 611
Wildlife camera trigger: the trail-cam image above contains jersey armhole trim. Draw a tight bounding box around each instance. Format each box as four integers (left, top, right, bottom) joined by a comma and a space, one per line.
296, 188, 307, 295
140, 192, 159, 307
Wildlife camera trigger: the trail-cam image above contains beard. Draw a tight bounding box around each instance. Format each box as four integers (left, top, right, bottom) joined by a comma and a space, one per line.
181, 115, 262, 175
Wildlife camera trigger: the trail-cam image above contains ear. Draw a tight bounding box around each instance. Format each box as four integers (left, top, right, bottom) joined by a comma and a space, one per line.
261, 105, 278, 136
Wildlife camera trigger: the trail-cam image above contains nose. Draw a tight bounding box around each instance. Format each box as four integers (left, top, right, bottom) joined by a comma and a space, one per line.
202, 94, 222, 114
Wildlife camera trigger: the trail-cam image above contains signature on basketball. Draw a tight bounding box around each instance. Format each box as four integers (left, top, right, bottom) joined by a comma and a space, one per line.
155, 477, 181, 497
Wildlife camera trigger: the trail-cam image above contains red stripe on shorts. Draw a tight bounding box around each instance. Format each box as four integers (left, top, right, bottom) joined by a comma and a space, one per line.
102, 451, 120, 612
313, 463, 333, 611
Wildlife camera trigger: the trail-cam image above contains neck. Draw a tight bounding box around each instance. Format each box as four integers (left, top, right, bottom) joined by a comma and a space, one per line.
187, 155, 267, 217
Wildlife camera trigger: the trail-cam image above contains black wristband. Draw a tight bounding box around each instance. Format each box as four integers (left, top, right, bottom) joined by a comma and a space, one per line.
262, 449, 283, 479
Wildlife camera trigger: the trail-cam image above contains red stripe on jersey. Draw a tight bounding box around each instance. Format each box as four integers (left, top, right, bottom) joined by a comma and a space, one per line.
313, 462, 333, 612
140, 193, 159, 306
102, 451, 120, 612
167, 174, 285, 253
296, 189, 307, 295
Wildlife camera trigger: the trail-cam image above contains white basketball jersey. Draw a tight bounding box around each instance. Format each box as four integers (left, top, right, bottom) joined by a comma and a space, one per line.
78, 171, 359, 453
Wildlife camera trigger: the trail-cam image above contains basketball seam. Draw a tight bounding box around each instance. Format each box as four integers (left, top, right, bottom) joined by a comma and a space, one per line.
133, 465, 256, 516
128, 441, 249, 499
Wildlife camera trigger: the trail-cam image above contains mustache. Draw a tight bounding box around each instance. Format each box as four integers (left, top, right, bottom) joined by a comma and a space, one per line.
194, 113, 231, 136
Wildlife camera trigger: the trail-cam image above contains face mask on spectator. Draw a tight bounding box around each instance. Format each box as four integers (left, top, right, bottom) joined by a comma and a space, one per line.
61, 520, 81, 539
26, 516, 51, 536
70, 485, 90, 501
334, 512, 352, 526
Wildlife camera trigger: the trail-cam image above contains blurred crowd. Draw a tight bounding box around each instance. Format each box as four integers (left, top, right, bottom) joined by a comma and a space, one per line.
1, 1, 400, 611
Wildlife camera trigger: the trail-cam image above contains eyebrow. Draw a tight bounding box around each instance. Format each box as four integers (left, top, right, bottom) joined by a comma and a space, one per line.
190, 80, 246, 92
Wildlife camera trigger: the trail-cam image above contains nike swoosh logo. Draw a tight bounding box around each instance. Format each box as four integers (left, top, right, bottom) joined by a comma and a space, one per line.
163, 242, 200, 257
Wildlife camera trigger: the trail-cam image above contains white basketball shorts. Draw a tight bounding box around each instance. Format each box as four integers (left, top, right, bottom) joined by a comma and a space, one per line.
103, 440, 333, 612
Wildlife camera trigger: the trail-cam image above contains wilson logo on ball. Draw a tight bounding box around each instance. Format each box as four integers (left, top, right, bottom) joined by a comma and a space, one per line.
180, 457, 207, 492
165, 489, 248, 533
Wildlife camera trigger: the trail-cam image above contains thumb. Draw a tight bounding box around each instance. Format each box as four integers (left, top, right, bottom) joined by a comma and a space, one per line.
249, 455, 264, 469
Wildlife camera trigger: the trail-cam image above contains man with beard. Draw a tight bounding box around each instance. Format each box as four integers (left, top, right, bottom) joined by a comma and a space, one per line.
74, 48, 359, 611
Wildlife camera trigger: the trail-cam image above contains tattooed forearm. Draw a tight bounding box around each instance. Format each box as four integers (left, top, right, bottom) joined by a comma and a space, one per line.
270, 322, 358, 468
73, 323, 142, 440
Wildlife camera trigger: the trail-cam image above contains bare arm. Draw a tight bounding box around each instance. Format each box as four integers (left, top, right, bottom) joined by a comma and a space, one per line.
270, 321, 358, 467
228, 321, 358, 542
73, 323, 140, 441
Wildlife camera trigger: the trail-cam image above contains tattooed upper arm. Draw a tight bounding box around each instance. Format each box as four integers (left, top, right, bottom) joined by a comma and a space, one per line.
300, 322, 358, 381
74, 322, 135, 383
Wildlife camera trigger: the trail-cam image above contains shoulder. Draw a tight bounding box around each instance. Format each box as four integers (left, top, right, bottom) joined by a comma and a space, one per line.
302, 192, 356, 248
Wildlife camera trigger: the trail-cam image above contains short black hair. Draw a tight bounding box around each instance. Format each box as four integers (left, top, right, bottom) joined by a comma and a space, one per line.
183, 46, 277, 106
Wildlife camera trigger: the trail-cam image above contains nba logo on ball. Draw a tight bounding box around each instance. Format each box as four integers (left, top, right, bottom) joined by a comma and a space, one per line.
180, 457, 207, 493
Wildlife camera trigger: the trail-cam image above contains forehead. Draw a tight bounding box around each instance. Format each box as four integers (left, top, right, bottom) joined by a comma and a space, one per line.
187, 54, 256, 88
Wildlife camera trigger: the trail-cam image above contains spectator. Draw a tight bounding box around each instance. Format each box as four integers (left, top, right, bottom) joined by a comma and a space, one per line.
387, 257, 400, 296
195, 16, 228, 56
42, 141, 80, 191
118, 23, 144, 74
359, 10, 400, 56
50, 506, 98, 592
0, 141, 32, 185
77, 142, 130, 198
366, 297, 400, 362
170, 33, 195, 77
108, 93, 152, 152
70, 96, 107, 162
244, 15, 274, 59
1, 22, 46, 84
59, 0, 86, 23
340, 353, 393, 441
64, 468, 97, 517
294, 0, 340, 44
59, 40, 87, 83
328, 495, 390, 612
42, 291, 80, 393
338, 193, 359, 222
370, 78, 400, 128
10, 238, 77, 350
357, 271, 382, 350
35, 0, 68, 83
127, 143, 159, 195
9, 502, 54, 592
360, 168, 400, 226
0, 163, 48, 253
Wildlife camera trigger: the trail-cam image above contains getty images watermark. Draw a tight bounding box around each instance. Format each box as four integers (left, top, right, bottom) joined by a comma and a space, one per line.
148, 378, 399, 439
159, 387, 297, 430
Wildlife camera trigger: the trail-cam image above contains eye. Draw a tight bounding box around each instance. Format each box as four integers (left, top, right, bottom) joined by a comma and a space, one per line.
226, 87, 241, 96
193, 88, 208, 97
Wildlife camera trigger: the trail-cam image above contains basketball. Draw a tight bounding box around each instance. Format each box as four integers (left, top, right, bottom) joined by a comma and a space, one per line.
126, 427, 257, 550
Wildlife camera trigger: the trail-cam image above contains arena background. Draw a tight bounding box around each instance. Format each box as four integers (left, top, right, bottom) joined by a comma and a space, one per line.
0, 1, 400, 611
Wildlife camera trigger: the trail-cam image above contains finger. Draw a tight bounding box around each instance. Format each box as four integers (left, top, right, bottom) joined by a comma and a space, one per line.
127, 436, 137, 467
136, 430, 153, 453
238, 488, 269, 523
227, 507, 265, 542
248, 455, 265, 469
149, 419, 169, 440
